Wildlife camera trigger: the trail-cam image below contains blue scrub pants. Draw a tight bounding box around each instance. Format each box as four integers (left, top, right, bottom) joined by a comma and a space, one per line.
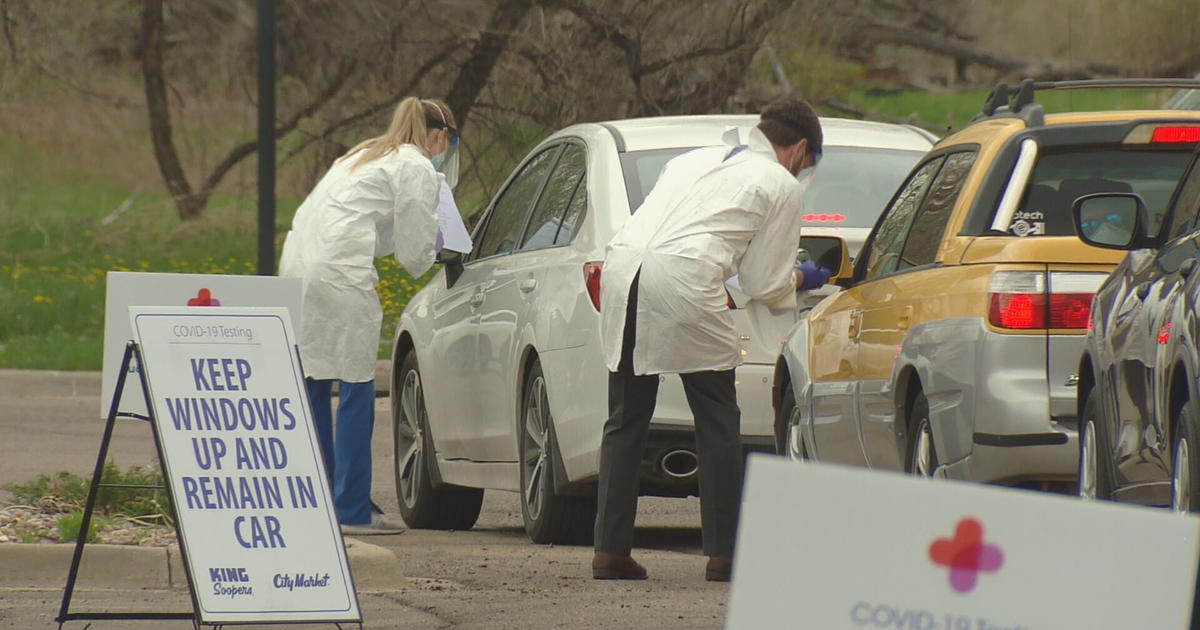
306, 378, 376, 525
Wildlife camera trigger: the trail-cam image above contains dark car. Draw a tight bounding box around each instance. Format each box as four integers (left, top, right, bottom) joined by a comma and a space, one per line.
1076, 137, 1200, 511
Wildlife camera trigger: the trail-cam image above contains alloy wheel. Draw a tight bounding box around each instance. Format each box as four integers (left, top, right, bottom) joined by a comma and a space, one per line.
522, 375, 551, 523
396, 369, 426, 509
1079, 420, 1097, 500
786, 404, 804, 460
1173, 436, 1191, 513
912, 420, 934, 477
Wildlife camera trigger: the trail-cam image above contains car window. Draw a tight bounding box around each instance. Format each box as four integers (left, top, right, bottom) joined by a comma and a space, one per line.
474, 146, 561, 259
620, 148, 693, 212
556, 178, 587, 245
861, 157, 945, 281
899, 152, 976, 269
1016, 149, 1193, 238
1167, 156, 1200, 239
803, 147, 927, 228
520, 143, 586, 250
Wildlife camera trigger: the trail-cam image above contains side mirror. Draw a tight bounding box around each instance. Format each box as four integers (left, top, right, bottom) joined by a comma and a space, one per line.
438, 250, 465, 288
797, 235, 852, 286
1071, 193, 1148, 250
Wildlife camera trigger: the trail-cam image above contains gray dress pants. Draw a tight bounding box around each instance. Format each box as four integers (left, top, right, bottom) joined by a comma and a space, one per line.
594, 274, 743, 557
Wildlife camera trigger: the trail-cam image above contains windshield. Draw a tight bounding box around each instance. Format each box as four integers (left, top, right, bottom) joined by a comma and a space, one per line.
619, 145, 925, 227
1011, 148, 1194, 236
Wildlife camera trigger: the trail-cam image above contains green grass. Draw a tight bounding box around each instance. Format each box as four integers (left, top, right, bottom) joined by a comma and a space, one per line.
2, 83, 1187, 371
0, 128, 439, 369
845, 87, 1181, 134
3, 462, 172, 519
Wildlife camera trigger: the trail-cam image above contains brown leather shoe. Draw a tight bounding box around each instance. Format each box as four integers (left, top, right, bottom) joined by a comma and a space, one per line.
592, 551, 648, 580
705, 556, 734, 582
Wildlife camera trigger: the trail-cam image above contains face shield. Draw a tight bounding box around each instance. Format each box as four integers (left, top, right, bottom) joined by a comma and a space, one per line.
795, 147, 821, 189
439, 130, 460, 189
428, 102, 461, 189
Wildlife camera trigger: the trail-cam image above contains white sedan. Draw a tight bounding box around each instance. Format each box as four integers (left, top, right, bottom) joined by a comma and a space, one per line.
389, 115, 935, 543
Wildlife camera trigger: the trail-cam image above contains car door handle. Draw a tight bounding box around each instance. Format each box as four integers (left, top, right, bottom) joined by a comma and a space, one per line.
520, 278, 538, 293
897, 305, 914, 331
1181, 258, 1197, 279
1135, 283, 1151, 300
848, 310, 862, 337
469, 291, 485, 307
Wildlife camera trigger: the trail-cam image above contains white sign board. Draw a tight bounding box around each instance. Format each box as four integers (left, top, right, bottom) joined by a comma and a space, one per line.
102, 272, 301, 418
728, 456, 1200, 630
130, 307, 359, 624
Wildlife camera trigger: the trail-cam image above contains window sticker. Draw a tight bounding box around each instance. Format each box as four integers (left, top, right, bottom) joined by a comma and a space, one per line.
1009, 209, 1045, 236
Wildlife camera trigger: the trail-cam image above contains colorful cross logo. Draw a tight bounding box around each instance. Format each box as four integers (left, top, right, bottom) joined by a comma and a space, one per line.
929, 517, 1004, 593
187, 288, 221, 306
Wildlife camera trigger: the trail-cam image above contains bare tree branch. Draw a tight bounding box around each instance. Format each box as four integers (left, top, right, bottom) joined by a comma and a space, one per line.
445, 0, 535, 125
141, 0, 198, 219
284, 40, 459, 163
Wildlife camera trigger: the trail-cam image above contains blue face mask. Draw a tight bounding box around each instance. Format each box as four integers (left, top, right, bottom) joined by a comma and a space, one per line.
431, 153, 446, 171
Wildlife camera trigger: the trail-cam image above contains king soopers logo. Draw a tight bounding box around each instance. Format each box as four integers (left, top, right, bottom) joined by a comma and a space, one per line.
928, 517, 1004, 594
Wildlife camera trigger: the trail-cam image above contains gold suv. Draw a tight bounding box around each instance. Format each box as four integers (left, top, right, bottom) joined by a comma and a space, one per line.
775, 79, 1200, 486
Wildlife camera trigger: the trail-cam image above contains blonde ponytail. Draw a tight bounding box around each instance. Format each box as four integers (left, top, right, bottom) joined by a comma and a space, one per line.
344, 97, 456, 170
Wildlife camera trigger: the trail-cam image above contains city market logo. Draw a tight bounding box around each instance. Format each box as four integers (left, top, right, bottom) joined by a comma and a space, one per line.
188, 288, 222, 306
928, 517, 1004, 594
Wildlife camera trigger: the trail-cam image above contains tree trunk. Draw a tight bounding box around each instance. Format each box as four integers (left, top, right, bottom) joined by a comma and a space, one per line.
141, 0, 199, 220
445, 0, 535, 126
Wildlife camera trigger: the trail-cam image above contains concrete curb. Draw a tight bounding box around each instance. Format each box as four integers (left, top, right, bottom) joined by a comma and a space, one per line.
0, 536, 404, 592
0, 360, 394, 399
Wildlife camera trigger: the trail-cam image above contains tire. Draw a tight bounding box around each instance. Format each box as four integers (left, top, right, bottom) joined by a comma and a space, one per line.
904, 391, 937, 477
1171, 404, 1200, 513
774, 385, 807, 459
1078, 388, 1115, 501
520, 362, 595, 545
393, 351, 483, 530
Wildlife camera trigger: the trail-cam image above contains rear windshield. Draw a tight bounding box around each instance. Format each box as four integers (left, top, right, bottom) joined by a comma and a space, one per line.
620, 145, 925, 227
1012, 148, 1194, 236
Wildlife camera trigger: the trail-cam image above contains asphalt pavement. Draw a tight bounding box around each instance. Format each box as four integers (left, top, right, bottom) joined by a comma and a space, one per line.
0, 365, 727, 629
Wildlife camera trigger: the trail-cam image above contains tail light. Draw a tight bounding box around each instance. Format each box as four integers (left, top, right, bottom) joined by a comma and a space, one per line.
1151, 126, 1200, 144
802, 213, 847, 223
584, 262, 602, 311
988, 271, 1102, 331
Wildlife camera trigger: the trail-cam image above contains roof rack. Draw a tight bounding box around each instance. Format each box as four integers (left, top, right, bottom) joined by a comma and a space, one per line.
971, 77, 1200, 127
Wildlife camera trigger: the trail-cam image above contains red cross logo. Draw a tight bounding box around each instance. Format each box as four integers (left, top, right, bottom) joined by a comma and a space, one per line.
929, 517, 1004, 593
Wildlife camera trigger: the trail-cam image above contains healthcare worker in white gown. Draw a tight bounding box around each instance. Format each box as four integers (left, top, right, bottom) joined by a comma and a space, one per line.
279, 97, 458, 535
592, 98, 825, 581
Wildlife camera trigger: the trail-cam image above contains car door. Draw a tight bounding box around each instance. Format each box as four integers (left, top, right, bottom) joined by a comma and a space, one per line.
458, 144, 562, 462
806, 157, 944, 465
856, 151, 976, 470
1143, 161, 1200, 484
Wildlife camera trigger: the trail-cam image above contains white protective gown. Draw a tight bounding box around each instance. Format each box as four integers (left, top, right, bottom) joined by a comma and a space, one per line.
600, 128, 804, 375
279, 145, 439, 382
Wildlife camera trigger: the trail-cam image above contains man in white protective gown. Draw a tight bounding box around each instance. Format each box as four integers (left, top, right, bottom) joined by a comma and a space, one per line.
592, 98, 826, 582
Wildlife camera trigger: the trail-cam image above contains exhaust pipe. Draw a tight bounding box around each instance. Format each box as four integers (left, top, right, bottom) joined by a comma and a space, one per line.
660, 449, 699, 479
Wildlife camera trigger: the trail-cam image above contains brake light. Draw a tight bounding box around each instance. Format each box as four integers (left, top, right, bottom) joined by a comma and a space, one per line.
584, 262, 602, 311
1151, 126, 1200, 144
1049, 293, 1093, 329
990, 292, 1046, 329
987, 271, 1102, 331
802, 213, 846, 223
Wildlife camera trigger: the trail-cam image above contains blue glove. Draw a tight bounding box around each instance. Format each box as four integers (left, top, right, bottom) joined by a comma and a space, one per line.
795, 260, 831, 291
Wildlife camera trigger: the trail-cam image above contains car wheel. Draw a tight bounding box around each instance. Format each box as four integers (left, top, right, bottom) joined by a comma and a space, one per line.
1078, 388, 1115, 501
1171, 404, 1200, 513
520, 361, 595, 545
393, 351, 483, 530
775, 385, 808, 459
905, 391, 937, 477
